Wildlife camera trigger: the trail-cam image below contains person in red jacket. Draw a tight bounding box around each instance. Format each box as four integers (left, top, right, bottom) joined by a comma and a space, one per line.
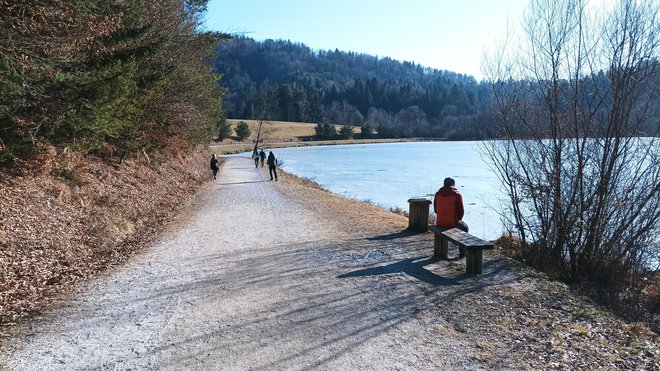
434, 177, 469, 232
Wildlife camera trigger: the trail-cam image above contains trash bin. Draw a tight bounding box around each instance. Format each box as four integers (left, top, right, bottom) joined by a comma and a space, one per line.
407, 198, 431, 231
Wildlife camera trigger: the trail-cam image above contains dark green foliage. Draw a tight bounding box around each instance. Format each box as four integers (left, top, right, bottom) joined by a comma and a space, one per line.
214, 37, 488, 138
338, 125, 354, 139
215, 37, 658, 140
314, 122, 337, 140
0, 0, 227, 165
357, 124, 374, 138
235, 121, 251, 140
217, 117, 232, 140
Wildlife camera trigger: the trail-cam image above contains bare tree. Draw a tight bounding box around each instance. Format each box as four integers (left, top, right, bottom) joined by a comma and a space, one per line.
484, 0, 659, 286
366, 107, 395, 137
250, 82, 278, 154
395, 106, 430, 137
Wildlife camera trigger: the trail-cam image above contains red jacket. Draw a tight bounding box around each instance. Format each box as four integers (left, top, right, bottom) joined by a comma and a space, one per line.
434, 186, 465, 227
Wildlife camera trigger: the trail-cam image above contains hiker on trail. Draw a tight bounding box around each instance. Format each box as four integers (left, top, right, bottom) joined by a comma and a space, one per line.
210, 153, 219, 180
433, 177, 468, 232
259, 149, 266, 167
267, 151, 278, 181
252, 150, 259, 168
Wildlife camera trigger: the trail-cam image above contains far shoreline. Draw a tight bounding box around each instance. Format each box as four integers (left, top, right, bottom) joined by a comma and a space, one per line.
211, 137, 426, 155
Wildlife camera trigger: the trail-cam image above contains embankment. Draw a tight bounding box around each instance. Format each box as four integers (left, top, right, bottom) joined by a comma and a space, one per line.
0, 147, 213, 335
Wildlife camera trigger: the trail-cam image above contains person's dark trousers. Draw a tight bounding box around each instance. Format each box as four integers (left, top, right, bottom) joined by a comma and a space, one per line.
269, 166, 278, 181
255, 158, 259, 168
457, 221, 469, 232
457, 221, 469, 257
212, 168, 218, 180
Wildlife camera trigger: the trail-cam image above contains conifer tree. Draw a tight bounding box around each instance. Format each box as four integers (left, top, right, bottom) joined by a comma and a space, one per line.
0, 0, 228, 164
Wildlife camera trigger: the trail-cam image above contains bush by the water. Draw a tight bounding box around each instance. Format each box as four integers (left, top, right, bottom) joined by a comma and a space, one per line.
496, 234, 659, 333
314, 122, 337, 140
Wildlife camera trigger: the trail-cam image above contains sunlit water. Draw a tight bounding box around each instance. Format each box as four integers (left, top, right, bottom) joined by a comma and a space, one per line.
234, 142, 511, 240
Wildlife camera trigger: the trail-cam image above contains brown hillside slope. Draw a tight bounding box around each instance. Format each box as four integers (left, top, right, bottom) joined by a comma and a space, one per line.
0, 147, 212, 335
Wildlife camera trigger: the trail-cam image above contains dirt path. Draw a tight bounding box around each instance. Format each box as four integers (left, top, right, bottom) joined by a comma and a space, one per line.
2, 157, 657, 370
0, 158, 480, 369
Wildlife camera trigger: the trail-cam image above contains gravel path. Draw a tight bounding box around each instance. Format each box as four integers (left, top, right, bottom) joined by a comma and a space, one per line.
0, 157, 488, 369
3, 157, 657, 370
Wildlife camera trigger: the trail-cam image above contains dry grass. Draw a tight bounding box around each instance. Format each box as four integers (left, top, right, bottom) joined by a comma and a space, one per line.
275, 170, 408, 237
227, 119, 359, 141
496, 234, 660, 333
0, 147, 210, 334
213, 119, 415, 155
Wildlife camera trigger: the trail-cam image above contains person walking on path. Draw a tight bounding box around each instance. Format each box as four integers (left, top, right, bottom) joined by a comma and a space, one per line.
252, 150, 259, 168
259, 149, 267, 167
433, 177, 468, 232
267, 151, 278, 181
210, 153, 219, 180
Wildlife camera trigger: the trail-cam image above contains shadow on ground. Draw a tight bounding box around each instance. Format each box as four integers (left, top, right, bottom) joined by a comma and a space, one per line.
80, 229, 525, 369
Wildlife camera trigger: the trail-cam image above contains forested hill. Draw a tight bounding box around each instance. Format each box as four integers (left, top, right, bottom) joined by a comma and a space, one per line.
214, 37, 496, 139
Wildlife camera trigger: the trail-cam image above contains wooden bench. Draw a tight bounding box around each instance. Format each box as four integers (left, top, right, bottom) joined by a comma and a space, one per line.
428, 226, 494, 274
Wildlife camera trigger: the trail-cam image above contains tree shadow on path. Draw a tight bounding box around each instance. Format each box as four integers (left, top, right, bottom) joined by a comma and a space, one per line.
365, 229, 426, 241
337, 256, 469, 286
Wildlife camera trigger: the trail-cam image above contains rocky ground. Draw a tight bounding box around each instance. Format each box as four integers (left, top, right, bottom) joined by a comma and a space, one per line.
0, 156, 658, 370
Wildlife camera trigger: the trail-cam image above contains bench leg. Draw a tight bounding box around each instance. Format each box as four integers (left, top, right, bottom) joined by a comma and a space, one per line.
441, 238, 448, 258
433, 234, 448, 259
465, 250, 484, 274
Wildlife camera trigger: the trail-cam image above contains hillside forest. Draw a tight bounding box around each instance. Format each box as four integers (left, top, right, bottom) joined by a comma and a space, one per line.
214, 36, 659, 140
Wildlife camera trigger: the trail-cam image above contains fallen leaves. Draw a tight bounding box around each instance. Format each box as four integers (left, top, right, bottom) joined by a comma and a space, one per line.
442, 275, 660, 369
0, 147, 209, 331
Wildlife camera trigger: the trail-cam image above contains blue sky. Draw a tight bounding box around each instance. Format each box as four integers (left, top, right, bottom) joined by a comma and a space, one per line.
203, 0, 530, 80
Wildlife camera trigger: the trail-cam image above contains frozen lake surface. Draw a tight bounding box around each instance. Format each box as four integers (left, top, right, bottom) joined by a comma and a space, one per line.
236, 142, 511, 240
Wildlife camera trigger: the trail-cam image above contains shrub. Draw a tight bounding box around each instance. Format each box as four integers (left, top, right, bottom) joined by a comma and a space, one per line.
357, 125, 374, 138
235, 121, 251, 140
314, 122, 337, 140
217, 117, 232, 140
339, 125, 354, 139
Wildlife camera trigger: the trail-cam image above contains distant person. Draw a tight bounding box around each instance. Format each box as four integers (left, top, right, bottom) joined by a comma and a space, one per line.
210, 153, 219, 180
252, 150, 259, 168
434, 177, 468, 232
259, 149, 266, 167
267, 151, 278, 181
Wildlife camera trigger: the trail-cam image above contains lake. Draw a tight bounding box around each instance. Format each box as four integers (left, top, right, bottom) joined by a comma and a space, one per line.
237, 141, 510, 240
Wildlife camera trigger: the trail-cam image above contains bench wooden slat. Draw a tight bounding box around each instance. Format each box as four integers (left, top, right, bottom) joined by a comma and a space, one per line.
428, 226, 494, 274
428, 225, 449, 234
440, 228, 494, 249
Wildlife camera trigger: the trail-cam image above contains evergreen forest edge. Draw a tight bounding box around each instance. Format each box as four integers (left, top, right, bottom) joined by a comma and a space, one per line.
214, 36, 658, 141
0, 0, 226, 165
